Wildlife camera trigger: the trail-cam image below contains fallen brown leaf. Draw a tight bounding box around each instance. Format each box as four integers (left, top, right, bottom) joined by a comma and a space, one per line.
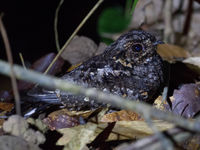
153, 96, 167, 111
61, 36, 97, 65
0, 102, 13, 111
157, 44, 190, 62
98, 120, 174, 140
43, 109, 81, 130
101, 110, 143, 123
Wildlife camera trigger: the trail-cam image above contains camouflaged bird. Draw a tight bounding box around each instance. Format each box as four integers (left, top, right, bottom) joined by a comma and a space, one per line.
28, 30, 165, 111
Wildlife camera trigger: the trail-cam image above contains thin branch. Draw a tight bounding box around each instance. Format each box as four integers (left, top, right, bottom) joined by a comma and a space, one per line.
164, 0, 175, 43
54, 0, 64, 51
143, 114, 173, 150
183, 0, 194, 35
19, 53, 26, 69
0, 15, 21, 115
173, 0, 184, 15
116, 128, 192, 150
0, 59, 200, 133
45, 0, 104, 74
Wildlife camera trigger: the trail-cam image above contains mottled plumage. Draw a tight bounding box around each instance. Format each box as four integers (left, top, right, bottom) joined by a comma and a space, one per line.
28, 30, 165, 111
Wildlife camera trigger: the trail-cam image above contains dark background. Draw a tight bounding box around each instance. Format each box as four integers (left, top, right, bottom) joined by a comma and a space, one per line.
0, 0, 125, 64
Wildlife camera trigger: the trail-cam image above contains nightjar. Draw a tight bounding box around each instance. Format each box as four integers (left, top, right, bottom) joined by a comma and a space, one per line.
28, 30, 165, 111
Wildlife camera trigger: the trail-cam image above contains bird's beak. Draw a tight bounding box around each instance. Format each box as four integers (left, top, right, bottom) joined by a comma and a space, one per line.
153, 40, 164, 46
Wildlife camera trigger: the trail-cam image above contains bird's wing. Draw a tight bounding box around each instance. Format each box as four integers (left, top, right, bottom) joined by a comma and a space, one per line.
26, 86, 61, 104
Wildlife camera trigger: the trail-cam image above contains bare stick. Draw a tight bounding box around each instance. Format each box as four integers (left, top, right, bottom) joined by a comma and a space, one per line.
19, 53, 26, 69
143, 114, 173, 150
54, 0, 64, 51
0, 59, 200, 132
116, 128, 192, 150
0, 15, 21, 115
164, 0, 174, 43
45, 0, 104, 74
183, 0, 194, 35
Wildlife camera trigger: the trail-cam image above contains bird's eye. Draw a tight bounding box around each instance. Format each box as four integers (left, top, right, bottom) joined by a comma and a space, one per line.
132, 44, 143, 52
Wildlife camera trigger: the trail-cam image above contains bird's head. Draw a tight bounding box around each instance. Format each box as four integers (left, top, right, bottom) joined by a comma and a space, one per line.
105, 30, 163, 67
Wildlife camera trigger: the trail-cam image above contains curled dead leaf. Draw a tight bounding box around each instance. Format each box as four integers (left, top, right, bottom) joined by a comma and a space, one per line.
170, 83, 200, 118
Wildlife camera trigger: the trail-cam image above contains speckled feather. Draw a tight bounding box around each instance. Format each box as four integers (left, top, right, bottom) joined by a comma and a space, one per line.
28, 30, 165, 111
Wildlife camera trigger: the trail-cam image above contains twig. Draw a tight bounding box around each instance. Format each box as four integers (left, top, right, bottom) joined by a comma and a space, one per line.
164, 0, 175, 43
54, 0, 64, 51
19, 53, 26, 69
183, 0, 194, 35
0, 15, 21, 115
115, 128, 192, 150
173, 0, 184, 15
44, 0, 104, 74
0, 59, 200, 132
162, 86, 168, 102
143, 114, 173, 150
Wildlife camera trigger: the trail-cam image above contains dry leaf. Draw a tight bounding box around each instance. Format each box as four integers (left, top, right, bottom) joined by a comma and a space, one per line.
98, 120, 174, 140
95, 42, 107, 55
131, 0, 163, 28
153, 96, 167, 111
61, 36, 97, 65
43, 109, 81, 130
0, 102, 13, 111
184, 57, 200, 67
170, 83, 200, 118
58, 120, 174, 146
3, 115, 45, 145
18, 53, 65, 91
0, 102, 14, 127
3, 115, 28, 136
101, 110, 143, 123
0, 135, 41, 150
157, 44, 190, 62
184, 135, 200, 150
182, 57, 200, 75
58, 122, 97, 150
57, 109, 95, 119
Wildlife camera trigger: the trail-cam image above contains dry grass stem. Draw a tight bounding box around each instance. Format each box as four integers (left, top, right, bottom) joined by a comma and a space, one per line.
0, 15, 21, 115
45, 0, 104, 74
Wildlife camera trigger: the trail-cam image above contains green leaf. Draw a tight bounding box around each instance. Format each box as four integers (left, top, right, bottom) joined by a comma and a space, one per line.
101, 37, 114, 45
97, 6, 131, 35
130, 0, 139, 15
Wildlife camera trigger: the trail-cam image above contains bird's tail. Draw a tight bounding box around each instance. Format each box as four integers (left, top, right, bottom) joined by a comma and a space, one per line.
25, 86, 62, 104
